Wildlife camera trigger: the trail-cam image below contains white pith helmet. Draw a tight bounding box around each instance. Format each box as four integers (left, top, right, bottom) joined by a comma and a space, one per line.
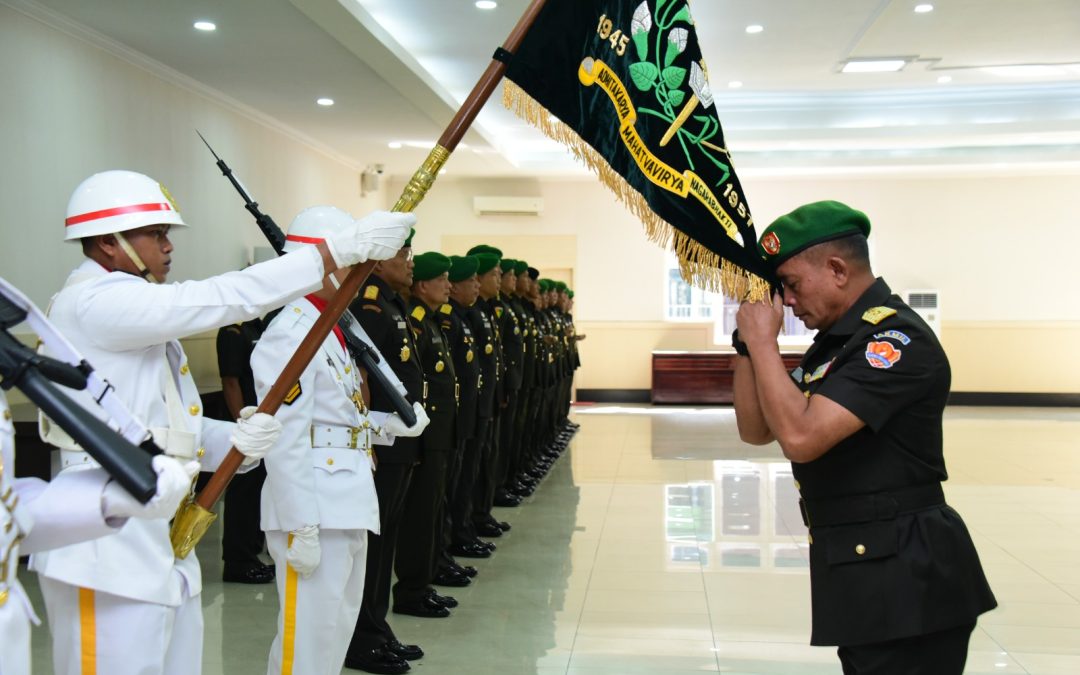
64, 170, 187, 241
282, 205, 354, 253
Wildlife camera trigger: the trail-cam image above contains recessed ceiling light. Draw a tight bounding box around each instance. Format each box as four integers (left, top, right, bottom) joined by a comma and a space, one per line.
937, 75, 952, 84
745, 24, 764, 34
388, 142, 403, 149
475, 1, 497, 9
914, 4, 934, 13
728, 81, 743, 88
193, 21, 216, 31
316, 98, 334, 106
841, 59, 908, 73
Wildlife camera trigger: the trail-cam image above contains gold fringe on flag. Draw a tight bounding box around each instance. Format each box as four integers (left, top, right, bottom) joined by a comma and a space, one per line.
504, 80, 771, 303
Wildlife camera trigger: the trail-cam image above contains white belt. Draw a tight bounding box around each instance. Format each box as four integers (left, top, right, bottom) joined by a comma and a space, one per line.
59, 425, 196, 469
60, 449, 101, 470
310, 425, 372, 452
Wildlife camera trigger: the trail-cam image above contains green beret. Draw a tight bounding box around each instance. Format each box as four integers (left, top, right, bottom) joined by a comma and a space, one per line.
554, 281, 567, 293
513, 260, 528, 275
467, 244, 503, 257
448, 255, 479, 282
412, 252, 451, 281
403, 228, 415, 248
758, 200, 871, 268
538, 279, 552, 292
474, 252, 500, 275
500, 258, 518, 274
567, 290, 575, 298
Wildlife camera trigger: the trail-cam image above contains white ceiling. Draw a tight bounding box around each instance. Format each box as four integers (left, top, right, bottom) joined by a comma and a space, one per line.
18, 0, 1080, 177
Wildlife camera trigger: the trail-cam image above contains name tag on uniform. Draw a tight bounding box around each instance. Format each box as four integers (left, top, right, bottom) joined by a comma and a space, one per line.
397, 321, 407, 330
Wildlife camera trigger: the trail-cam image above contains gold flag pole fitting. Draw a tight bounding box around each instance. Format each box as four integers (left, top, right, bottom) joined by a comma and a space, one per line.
169, 0, 552, 559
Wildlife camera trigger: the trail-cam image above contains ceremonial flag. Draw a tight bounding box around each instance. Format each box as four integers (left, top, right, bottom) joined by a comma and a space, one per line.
504, 0, 773, 299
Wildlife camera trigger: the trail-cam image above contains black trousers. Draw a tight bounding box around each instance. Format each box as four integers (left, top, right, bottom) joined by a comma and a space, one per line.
451, 419, 489, 544
221, 462, 266, 564
347, 461, 414, 655
393, 450, 449, 606
471, 417, 498, 525
837, 622, 975, 675
496, 388, 519, 488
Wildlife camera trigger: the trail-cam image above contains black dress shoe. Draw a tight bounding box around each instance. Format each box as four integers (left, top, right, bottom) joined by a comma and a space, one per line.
344, 646, 410, 674
426, 589, 458, 608
475, 521, 504, 537
494, 490, 522, 505
393, 595, 451, 618
432, 568, 471, 587
384, 640, 424, 661
452, 563, 478, 578
470, 537, 496, 552
222, 561, 275, 584
496, 520, 511, 532
449, 543, 491, 559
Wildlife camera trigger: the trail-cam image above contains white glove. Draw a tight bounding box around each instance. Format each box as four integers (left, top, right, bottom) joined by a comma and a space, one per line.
325, 211, 417, 267
287, 525, 321, 578
101, 455, 198, 522
383, 402, 430, 438
231, 406, 281, 465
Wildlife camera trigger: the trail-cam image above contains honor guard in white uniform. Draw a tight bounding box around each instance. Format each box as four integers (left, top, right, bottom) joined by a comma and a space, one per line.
252, 206, 428, 675
31, 171, 414, 675
0, 278, 197, 675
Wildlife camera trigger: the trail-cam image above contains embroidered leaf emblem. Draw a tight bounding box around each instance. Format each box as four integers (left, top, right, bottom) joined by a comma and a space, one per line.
668, 89, 686, 107
662, 65, 687, 90
629, 62, 659, 91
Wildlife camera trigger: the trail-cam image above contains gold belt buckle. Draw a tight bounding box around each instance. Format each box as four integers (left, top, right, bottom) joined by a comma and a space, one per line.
349, 427, 361, 449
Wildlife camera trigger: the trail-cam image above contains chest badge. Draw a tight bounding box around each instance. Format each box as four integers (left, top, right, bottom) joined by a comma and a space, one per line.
400, 345, 411, 362
865, 341, 902, 369
435, 360, 446, 373
485, 343, 494, 355
466, 350, 474, 363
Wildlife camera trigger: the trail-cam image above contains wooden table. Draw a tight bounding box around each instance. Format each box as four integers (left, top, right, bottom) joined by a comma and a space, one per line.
651, 351, 805, 404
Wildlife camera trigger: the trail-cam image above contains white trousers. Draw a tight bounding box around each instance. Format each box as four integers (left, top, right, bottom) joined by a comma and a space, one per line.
265, 528, 368, 675
39, 575, 203, 675
0, 595, 32, 675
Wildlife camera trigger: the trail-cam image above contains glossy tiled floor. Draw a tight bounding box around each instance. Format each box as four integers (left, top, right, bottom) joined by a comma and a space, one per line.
19, 405, 1080, 674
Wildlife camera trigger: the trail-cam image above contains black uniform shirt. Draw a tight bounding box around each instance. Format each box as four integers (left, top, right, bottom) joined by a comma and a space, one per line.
351, 275, 425, 464
216, 319, 263, 407
465, 299, 499, 419
494, 294, 524, 392
407, 298, 458, 452
789, 278, 996, 647
442, 300, 480, 444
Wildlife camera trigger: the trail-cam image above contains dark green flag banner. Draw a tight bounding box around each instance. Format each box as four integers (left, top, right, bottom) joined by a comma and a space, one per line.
504, 0, 774, 300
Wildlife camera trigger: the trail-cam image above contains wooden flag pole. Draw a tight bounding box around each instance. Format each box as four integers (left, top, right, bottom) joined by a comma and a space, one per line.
170, 0, 552, 558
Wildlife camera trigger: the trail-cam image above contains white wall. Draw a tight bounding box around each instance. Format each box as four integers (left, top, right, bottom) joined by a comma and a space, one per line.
0, 4, 387, 311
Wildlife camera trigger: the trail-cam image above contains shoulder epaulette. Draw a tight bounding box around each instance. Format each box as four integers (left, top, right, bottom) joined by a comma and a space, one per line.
862, 306, 897, 325
440, 303, 453, 315
411, 305, 426, 322
362, 304, 382, 313
363, 285, 380, 301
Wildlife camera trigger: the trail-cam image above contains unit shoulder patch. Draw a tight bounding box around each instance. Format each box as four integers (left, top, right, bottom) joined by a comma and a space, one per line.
865, 341, 902, 369
283, 381, 303, 405
862, 306, 898, 325
411, 306, 426, 322
440, 303, 453, 315
363, 285, 380, 301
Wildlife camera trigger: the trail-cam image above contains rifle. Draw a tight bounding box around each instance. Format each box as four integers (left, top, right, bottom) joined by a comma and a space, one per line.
196, 131, 415, 427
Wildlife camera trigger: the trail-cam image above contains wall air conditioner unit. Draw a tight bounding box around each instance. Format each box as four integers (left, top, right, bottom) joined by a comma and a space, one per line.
904, 289, 940, 336
472, 196, 543, 216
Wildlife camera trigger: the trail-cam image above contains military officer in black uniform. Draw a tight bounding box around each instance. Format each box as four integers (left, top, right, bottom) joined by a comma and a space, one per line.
733, 201, 996, 674
393, 252, 460, 619
505, 260, 540, 495
345, 232, 425, 673
436, 255, 484, 582
215, 318, 275, 585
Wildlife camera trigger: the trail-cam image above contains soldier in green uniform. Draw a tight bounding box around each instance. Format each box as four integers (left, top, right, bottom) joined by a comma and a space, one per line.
345, 231, 426, 673
436, 255, 485, 581
733, 201, 996, 674
393, 252, 459, 619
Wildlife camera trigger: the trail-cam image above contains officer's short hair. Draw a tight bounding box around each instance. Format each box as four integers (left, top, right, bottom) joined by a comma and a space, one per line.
809, 234, 870, 271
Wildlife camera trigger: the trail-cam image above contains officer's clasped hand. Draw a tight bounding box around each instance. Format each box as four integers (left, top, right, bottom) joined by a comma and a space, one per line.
231, 406, 282, 466
383, 402, 430, 438
287, 525, 321, 578
326, 211, 417, 268
101, 454, 198, 522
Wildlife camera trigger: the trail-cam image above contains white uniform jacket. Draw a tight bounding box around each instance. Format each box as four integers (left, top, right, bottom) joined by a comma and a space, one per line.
1, 391, 117, 623
253, 298, 386, 535
31, 248, 326, 606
